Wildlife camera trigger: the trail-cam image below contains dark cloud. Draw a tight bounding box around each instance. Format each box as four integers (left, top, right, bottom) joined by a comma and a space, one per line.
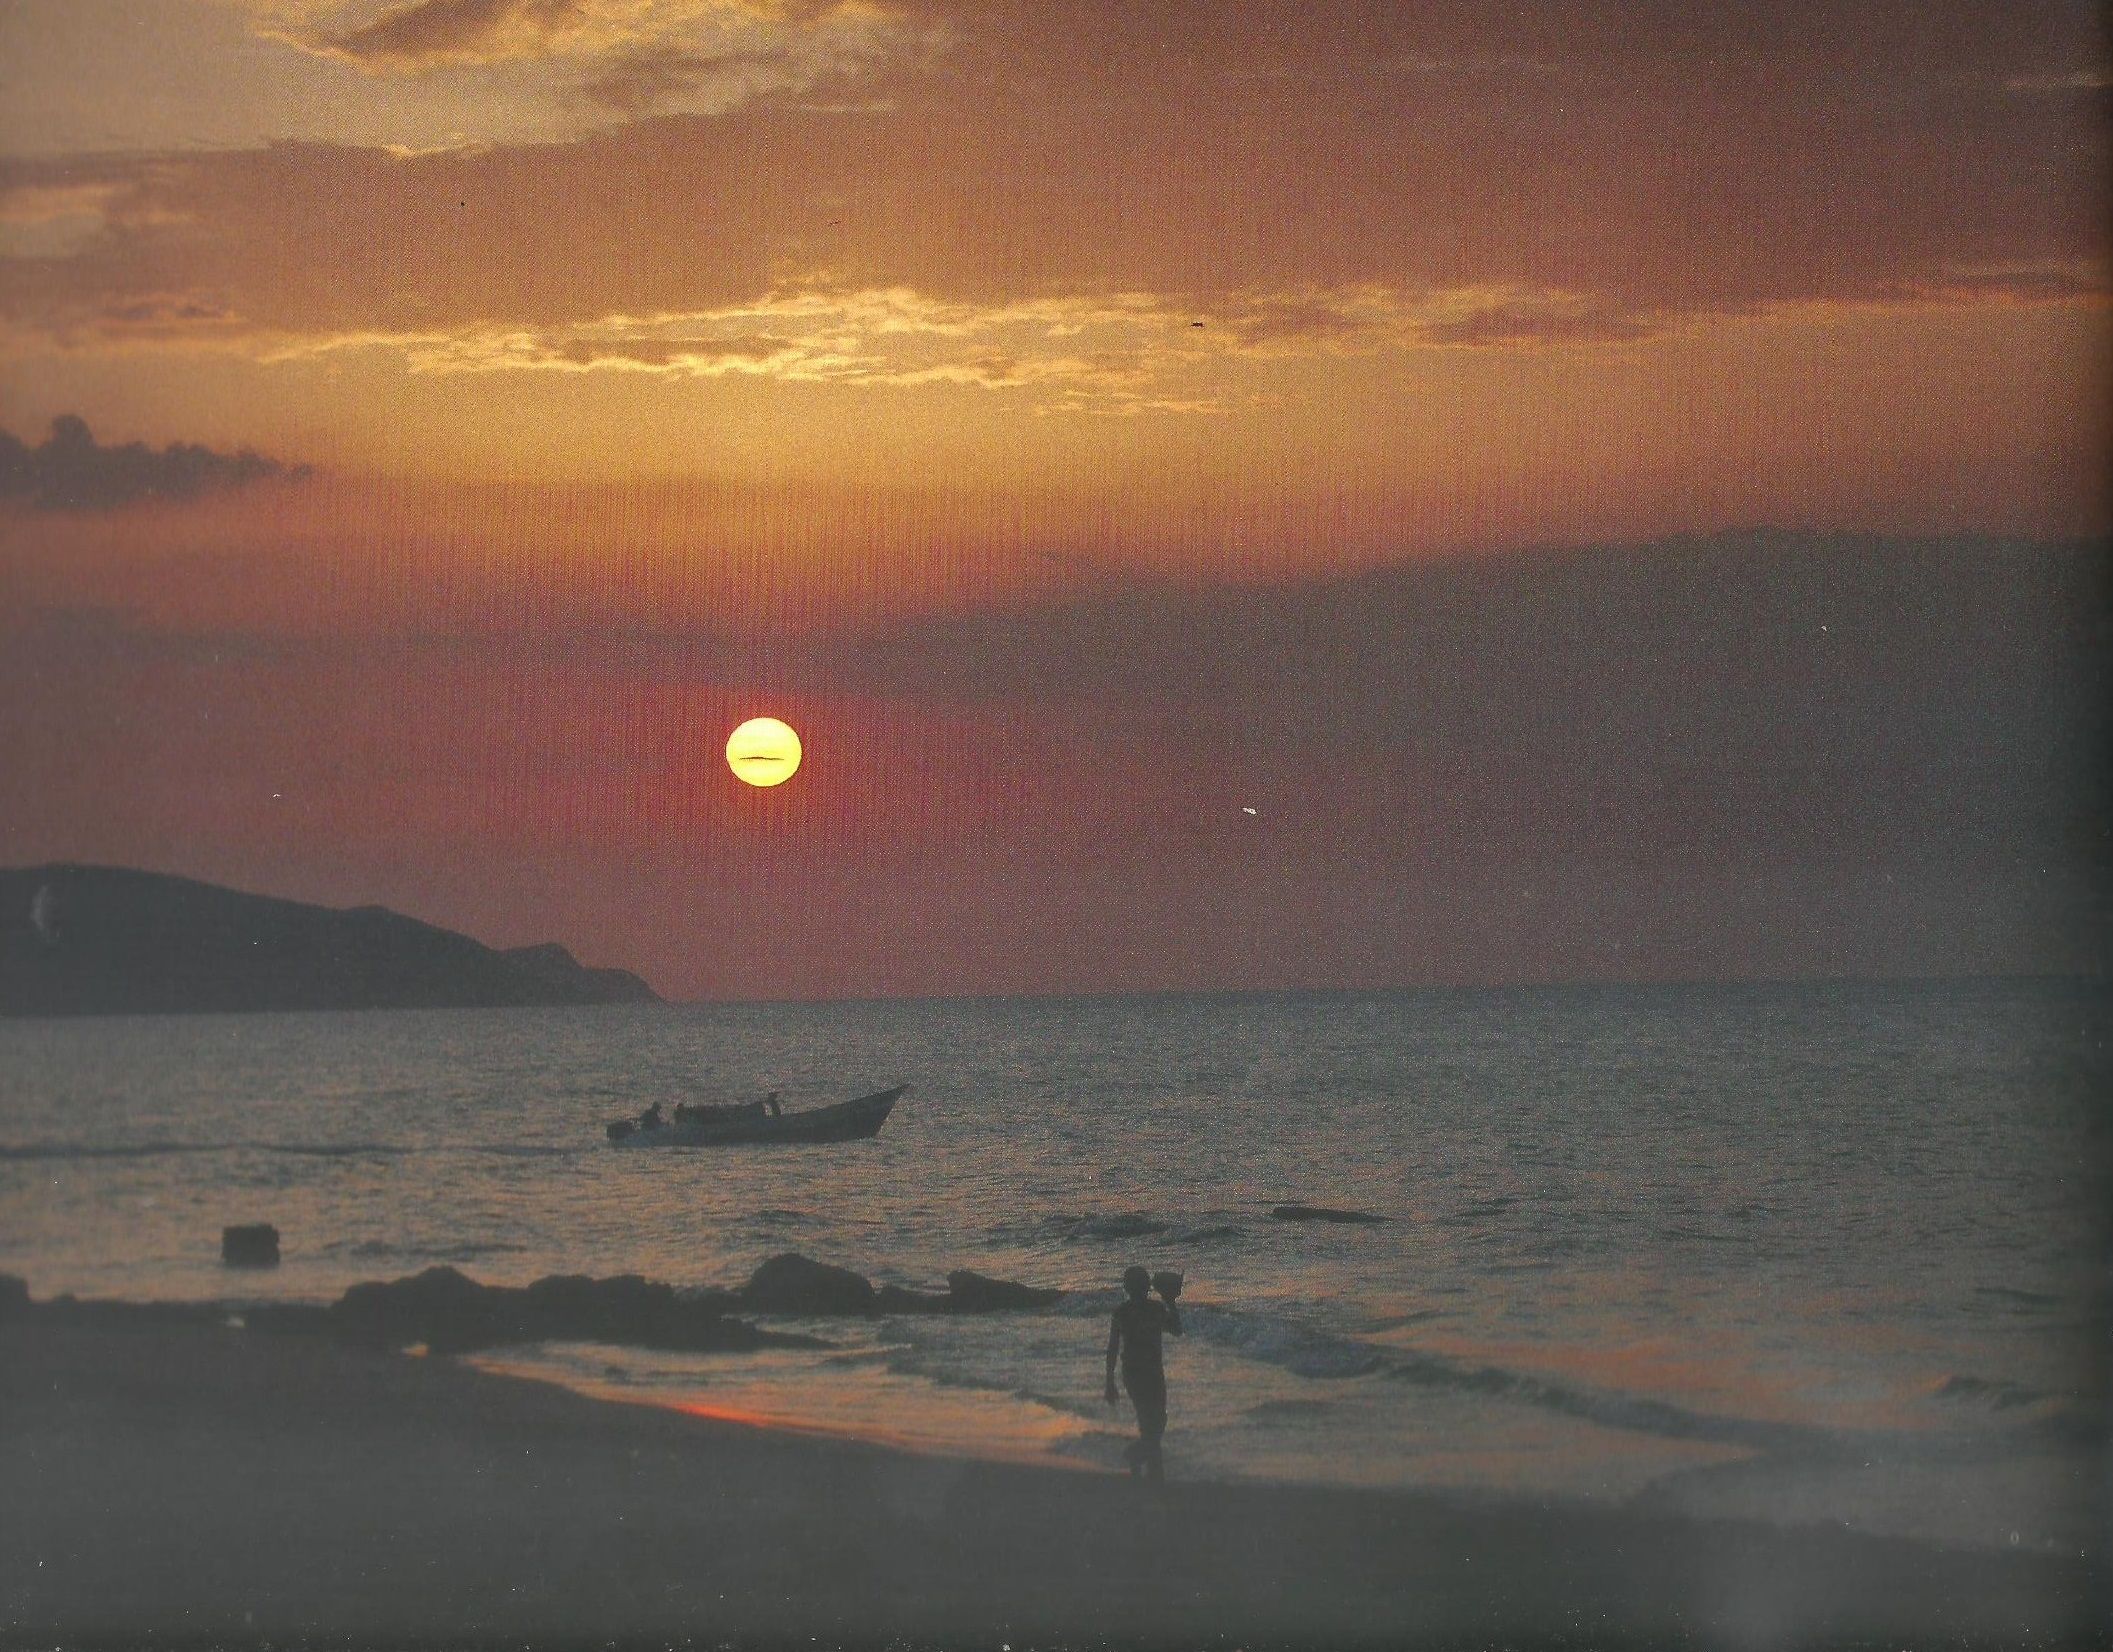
820, 530, 2109, 873
318, 0, 587, 71
0, 415, 306, 511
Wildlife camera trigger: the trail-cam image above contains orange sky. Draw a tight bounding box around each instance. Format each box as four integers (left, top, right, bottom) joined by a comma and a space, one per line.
2, 2, 2107, 996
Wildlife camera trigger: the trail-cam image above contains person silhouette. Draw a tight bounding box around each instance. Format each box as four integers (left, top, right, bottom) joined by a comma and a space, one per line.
1104, 1264, 1183, 1481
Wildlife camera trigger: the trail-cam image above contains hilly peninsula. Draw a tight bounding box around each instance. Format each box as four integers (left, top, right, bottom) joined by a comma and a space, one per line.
0, 865, 658, 1017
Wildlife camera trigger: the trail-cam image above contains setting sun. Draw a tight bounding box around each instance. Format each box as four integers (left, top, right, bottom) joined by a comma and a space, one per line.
725, 717, 803, 788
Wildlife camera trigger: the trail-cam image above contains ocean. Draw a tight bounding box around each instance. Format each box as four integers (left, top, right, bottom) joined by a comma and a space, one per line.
2, 980, 2103, 1557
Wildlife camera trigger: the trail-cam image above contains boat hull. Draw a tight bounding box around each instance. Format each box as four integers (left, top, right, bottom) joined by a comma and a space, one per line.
609, 1085, 904, 1147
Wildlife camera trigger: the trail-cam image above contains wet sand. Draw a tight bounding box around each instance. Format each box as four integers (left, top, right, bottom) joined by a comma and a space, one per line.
0, 1316, 2098, 1648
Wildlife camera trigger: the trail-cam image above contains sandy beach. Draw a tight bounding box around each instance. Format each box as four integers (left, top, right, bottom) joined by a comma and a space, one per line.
1, 1309, 2097, 1649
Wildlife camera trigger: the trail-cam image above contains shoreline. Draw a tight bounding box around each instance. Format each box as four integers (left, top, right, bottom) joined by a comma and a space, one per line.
2, 1311, 2100, 1648
16, 1272, 2096, 1561
466, 1355, 1118, 1478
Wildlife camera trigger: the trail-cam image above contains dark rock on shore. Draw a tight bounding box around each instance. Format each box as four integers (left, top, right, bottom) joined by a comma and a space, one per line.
1272, 1204, 1389, 1224
222, 1224, 280, 1267
326, 1267, 812, 1356
0, 1258, 1067, 1357
332, 1265, 490, 1348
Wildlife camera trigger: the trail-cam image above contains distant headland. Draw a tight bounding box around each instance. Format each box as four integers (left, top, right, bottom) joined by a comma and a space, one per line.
0, 865, 658, 1016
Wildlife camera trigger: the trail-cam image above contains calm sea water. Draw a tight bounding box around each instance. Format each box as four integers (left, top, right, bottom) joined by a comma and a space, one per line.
2, 982, 2104, 1553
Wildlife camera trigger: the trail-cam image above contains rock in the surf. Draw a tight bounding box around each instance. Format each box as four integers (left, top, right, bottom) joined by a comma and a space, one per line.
0, 1273, 29, 1320
522, 1271, 674, 1341
739, 1252, 877, 1316
944, 1269, 1065, 1311
221, 1223, 282, 1266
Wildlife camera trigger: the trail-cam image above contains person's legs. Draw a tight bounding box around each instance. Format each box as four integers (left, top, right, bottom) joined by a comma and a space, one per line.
1138, 1400, 1167, 1481
1125, 1373, 1168, 1481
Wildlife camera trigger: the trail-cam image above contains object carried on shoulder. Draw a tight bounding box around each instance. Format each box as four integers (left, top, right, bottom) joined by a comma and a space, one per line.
1152, 1269, 1183, 1300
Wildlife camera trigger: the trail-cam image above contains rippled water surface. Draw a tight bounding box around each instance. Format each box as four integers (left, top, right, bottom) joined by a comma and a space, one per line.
2, 981, 2103, 1552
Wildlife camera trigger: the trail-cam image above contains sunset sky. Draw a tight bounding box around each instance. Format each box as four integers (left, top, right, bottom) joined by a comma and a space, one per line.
2, 1, 2106, 998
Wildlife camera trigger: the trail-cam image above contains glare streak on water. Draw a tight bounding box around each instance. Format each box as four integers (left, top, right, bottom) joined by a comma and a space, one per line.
0, 980, 2102, 1553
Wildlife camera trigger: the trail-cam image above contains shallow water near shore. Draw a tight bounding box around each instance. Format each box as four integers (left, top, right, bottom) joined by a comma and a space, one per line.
2, 980, 2103, 1555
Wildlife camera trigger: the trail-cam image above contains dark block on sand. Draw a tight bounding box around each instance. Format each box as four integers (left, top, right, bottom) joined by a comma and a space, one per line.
1272, 1204, 1388, 1224
222, 1224, 281, 1267
739, 1253, 876, 1316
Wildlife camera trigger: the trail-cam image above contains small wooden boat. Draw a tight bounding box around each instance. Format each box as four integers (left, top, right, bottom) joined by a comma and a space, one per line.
605, 1085, 906, 1147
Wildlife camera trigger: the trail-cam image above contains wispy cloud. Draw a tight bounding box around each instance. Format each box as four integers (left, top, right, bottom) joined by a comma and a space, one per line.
253, 0, 946, 124
2002, 68, 2113, 94
0, 182, 124, 259
0, 181, 127, 228
1890, 259, 2109, 305
237, 282, 1688, 412
272, 0, 858, 69
578, 45, 755, 112
256, 287, 1189, 409
11, 265, 2104, 418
